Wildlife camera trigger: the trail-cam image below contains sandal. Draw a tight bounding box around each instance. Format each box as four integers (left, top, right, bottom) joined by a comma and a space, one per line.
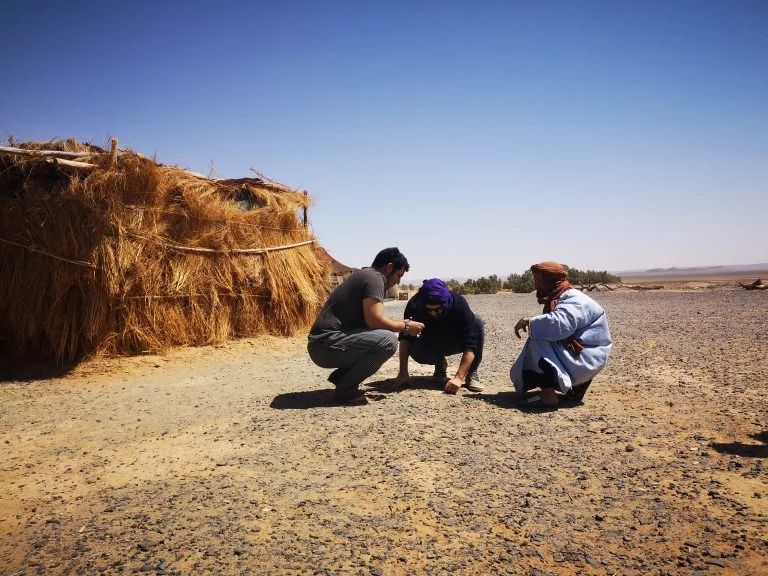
517, 394, 559, 412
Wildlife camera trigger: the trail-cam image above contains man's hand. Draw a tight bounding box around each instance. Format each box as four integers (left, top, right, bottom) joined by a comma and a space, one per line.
444, 376, 463, 394
514, 317, 530, 339
393, 372, 411, 390
407, 320, 426, 337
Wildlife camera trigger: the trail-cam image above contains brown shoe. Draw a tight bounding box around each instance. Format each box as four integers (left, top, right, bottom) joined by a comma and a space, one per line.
345, 394, 370, 406
341, 392, 386, 406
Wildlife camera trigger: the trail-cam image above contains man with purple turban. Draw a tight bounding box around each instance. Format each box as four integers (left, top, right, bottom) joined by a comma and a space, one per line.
510, 261, 612, 410
394, 278, 485, 393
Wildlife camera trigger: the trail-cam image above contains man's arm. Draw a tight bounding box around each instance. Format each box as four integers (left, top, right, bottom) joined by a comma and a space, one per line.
394, 339, 411, 387
398, 339, 411, 372
528, 304, 584, 342
514, 317, 529, 338
444, 350, 475, 394
363, 298, 424, 335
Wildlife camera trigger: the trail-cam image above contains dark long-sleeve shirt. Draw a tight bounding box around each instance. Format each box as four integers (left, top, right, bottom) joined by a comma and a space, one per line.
400, 292, 481, 353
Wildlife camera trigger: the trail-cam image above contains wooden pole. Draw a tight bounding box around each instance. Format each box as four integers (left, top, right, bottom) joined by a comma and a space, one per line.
49, 158, 96, 169
110, 138, 118, 166
303, 190, 308, 229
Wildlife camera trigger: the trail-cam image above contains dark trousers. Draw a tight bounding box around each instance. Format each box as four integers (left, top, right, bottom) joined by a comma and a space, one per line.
523, 359, 593, 400
522, 358, 559, 390
408, 315, 484, 374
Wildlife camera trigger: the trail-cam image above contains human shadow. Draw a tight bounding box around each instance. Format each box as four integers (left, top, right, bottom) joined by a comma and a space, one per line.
465, 389, 587, 412
366, 376, 446, 394
270, 389, 339, 409
270, 378, 394, 409
711, 430, 768, 458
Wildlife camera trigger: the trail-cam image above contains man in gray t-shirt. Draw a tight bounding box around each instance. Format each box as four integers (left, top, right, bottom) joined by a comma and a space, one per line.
308, 247, 424, 405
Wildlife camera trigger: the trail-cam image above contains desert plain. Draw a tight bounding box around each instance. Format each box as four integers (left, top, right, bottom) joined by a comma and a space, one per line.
1, 280, 766, 576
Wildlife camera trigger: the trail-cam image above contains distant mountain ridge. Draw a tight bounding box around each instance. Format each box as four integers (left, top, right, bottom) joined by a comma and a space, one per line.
615, 263, 768, 276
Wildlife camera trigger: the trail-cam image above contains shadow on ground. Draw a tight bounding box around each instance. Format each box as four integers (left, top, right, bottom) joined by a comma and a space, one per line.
0, 351, 75, 382
366, 376, 445, 393
270, 389, 340, 409
711, 430, 768, 458
465, 390, 588, 412
271, 379, 395, 409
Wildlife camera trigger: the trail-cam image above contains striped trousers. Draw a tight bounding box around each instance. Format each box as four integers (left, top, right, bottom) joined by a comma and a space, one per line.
308, 328, 398, 400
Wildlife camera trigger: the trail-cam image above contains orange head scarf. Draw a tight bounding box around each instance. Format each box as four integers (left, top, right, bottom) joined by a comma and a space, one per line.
531, 261, 572, 313
531, 261, 583, 356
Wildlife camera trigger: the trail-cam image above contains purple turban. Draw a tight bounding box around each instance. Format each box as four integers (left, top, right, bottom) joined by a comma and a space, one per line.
419, 278, 454, 310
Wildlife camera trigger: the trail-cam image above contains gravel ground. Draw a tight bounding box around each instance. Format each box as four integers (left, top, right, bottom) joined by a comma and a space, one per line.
1, 287, 766, 575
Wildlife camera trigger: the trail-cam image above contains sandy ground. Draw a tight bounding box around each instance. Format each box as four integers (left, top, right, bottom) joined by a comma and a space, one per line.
1, 286, 766, 576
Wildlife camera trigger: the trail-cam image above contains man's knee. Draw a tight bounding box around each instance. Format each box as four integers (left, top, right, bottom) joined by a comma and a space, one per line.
408, 340, 440, 365
307, 342, 333, 369
409, 349, 430, 364
377, 331, 398, 357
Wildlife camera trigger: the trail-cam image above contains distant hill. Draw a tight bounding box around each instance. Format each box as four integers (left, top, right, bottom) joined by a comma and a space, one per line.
616, 263, 768, 277
616, 263, 768, 282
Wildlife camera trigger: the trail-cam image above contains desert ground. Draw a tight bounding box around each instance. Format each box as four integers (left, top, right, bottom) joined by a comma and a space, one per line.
1, 282, 766, 576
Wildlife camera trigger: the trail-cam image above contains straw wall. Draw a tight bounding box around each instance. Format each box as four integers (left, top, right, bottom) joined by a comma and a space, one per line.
0, 139, 330, 363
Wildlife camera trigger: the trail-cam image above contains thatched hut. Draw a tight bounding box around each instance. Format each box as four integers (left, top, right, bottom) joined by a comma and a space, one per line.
0, 138, 330, 364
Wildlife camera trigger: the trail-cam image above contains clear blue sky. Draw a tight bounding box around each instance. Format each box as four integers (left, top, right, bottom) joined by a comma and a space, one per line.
2, 0, 766, 279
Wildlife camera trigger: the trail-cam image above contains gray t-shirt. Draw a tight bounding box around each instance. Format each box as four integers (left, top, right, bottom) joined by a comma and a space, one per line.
309, 267, 387, 337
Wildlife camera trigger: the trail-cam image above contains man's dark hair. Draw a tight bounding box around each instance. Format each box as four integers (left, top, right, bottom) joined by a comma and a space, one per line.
372, 247, 409, 271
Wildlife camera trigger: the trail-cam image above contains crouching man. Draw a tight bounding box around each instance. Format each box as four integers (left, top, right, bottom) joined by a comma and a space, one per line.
395, 278, 485, 394
511, 261, 612, 410
308, 247, 425, 405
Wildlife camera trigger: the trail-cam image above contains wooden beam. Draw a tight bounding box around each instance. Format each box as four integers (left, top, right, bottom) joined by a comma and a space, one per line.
0, 145, 94, 158
49, 157, 96, 169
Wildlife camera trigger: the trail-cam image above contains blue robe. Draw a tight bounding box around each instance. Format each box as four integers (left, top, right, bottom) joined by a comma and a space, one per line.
510, 289, 612, 397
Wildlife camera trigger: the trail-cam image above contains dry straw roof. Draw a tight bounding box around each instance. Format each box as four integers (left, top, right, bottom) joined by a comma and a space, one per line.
0, 138, 330, 364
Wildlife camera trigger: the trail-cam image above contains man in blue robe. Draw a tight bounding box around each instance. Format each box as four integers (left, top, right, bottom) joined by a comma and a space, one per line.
510, 261, 612, 409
